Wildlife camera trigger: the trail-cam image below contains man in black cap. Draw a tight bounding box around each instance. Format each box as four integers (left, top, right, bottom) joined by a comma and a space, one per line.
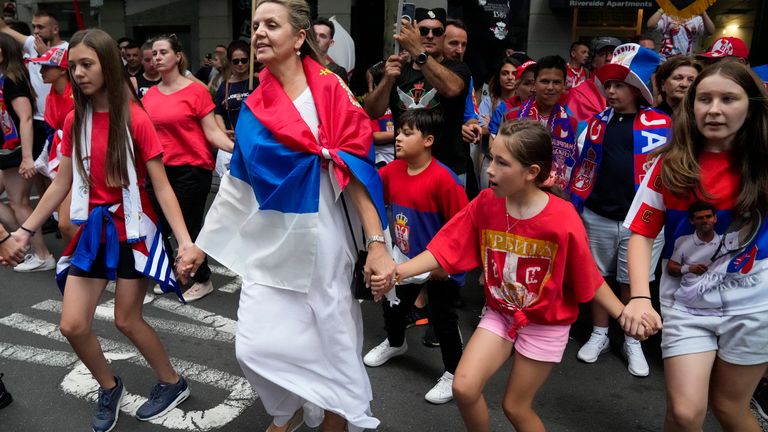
365, 7, 472, 180
591, 36, 622, 71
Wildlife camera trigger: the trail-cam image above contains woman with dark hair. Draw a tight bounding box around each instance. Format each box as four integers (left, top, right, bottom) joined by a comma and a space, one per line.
0, 32, 54, 272
178, 0, 395, 430
214, 39, 257, 139
142, 34, 234, 303
654, 56, 702, 116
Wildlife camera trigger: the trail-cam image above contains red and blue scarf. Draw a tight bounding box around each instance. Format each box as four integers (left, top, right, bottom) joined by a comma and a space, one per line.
513, 98, 579, 192
570, 106, 671, 212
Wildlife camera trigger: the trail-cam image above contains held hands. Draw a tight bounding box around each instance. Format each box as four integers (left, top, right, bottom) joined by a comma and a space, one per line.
0, 230, 29, 267
19, 157, 36, 179
175, 242, 205, 284
365, 243, 396, 302
618, 298, 662, 341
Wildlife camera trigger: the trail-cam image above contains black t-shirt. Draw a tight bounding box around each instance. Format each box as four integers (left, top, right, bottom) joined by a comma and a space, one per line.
389, 59, 471, 175
135, 73, 161, 99
585, 112, 637, 221
3, 76, 35, 130
214, 79, 256, 130
126, 65, 144, 78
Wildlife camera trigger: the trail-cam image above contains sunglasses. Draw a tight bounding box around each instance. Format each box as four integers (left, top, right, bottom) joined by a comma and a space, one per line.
231, 58, 249, 65
419, 26, 445, 37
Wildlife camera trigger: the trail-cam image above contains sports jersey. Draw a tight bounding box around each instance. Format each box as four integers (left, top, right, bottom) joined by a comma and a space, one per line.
43, 81, 74, 175
379, 158, 468, 283
428, 189, 604, 337
625, 153, 768, 316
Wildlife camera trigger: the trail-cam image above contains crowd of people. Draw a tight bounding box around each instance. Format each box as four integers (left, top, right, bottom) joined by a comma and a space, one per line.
0, 1, 767, 432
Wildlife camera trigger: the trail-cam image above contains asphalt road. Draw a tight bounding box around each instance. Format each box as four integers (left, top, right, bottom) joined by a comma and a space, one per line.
0, 229, 765, 432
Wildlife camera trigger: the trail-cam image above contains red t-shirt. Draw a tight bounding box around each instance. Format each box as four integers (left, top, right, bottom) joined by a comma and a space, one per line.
141, 82, 215, 170
428, 189, 604, 327
44, 81, 73, 131
61, 103, 163, 241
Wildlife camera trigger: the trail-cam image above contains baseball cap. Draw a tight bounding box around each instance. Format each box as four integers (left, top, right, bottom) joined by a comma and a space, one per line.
415, 8, 446, 27
27, 47, 68, 69
697, 37, 749, 60
595, 43, 660, 105
592, 37, 622, 53
516, 60, 536, 80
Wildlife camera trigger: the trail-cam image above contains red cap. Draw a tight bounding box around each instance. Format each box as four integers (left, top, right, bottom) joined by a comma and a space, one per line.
697, 37, 749, 60
516, 60, 536, 80
27, 47, 68, 69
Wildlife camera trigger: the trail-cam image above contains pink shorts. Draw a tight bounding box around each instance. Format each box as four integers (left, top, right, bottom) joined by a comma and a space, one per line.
477, 307, 571, 363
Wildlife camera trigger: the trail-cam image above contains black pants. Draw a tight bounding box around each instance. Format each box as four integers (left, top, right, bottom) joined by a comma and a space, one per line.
383, 279, 463, 374
148, 165, 212, 283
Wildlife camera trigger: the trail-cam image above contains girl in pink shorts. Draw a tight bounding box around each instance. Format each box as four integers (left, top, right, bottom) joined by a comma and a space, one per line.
389, 120, 654, 431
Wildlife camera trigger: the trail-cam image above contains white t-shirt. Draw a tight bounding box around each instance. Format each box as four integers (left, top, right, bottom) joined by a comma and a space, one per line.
669, 231, 722, 309
23, 36, 68, 120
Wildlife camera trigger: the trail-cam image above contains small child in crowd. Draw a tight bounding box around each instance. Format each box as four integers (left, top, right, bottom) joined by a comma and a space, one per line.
364, 108, 468, 404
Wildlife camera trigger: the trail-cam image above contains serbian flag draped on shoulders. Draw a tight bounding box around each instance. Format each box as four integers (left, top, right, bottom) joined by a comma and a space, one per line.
196, 57, 386, 293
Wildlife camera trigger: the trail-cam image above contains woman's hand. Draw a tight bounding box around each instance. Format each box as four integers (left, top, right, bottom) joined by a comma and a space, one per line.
618, 298, 662, 337
176, 242, 205, 284
364, 243, 396, 301
19, 157, 36, 179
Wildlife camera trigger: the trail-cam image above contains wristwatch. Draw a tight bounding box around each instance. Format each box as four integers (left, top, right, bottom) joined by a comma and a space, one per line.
415, 51, 428, 65
365, 235, 386, 250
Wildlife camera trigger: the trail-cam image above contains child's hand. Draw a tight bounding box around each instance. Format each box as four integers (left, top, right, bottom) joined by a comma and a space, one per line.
618, 299, 662, 338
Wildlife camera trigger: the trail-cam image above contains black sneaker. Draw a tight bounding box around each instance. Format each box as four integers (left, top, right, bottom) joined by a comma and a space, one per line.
405, 306, 429, 329
0, 373, 12, 409
136, 376, 190, 421
422, 325, 440, 348
92, 376, 125, 432
752, 377, 768, 421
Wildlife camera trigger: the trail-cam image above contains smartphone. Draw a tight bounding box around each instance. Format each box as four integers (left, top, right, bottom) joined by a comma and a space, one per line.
394, 1, 416, 55
205, 53, 212, 60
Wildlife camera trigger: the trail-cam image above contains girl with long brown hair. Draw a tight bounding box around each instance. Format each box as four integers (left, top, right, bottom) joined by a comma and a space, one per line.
9, 29, 195, 431
623, 61, 768, 431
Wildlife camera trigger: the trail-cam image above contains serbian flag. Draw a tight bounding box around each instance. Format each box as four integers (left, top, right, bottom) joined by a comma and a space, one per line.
196, 57, 385, 293
55, 204, 182, 299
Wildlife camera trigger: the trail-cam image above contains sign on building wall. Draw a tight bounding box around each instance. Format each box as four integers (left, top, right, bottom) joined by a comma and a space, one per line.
549, 0, 654, 7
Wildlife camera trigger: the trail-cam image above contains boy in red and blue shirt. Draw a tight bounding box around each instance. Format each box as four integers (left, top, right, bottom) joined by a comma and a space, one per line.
363, 108, 468, 405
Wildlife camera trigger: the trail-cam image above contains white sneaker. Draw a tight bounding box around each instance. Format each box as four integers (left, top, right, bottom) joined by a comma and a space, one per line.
623, 340, 649, 377
13, 254, 56, 272
152, 284, 163, 295
576, 331, 610, 363
182, 281, 214, 302
363, 339, 407, 367
425, 371, 454, 404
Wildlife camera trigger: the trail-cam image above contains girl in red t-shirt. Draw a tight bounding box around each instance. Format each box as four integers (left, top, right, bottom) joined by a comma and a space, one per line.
142, 35, 233, 303
10, 29, 196, 431
386, 120, 655, 431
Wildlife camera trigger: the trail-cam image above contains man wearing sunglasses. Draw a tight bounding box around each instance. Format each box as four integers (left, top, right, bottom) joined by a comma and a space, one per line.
364, 7, 471, 181
313, 17, 349, 84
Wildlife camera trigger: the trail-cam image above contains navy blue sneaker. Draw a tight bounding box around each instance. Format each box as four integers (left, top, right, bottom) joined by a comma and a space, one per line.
135, 376, 190, 421
92, 376, 124, 432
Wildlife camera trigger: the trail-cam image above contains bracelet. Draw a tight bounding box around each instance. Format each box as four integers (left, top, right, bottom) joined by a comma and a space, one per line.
0, 233, 11, 244
365, 235, 386, 250
20, 226, 35, 236
629, 296, 652, 302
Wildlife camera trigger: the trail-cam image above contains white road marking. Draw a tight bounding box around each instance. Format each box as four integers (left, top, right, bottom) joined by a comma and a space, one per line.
31, 300, 235, 343
210, 265, 242, 293
0, 312, 258, 431
150, 297, 236, 334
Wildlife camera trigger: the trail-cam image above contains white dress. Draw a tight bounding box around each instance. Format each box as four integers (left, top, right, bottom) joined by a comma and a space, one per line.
234, 88, 379, 431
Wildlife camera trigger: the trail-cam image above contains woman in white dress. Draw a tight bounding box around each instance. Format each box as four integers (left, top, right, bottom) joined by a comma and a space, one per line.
178, 1, 396, 431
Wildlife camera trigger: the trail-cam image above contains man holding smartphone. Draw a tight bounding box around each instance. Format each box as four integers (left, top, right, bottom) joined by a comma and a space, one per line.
364, 7, 471, 181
